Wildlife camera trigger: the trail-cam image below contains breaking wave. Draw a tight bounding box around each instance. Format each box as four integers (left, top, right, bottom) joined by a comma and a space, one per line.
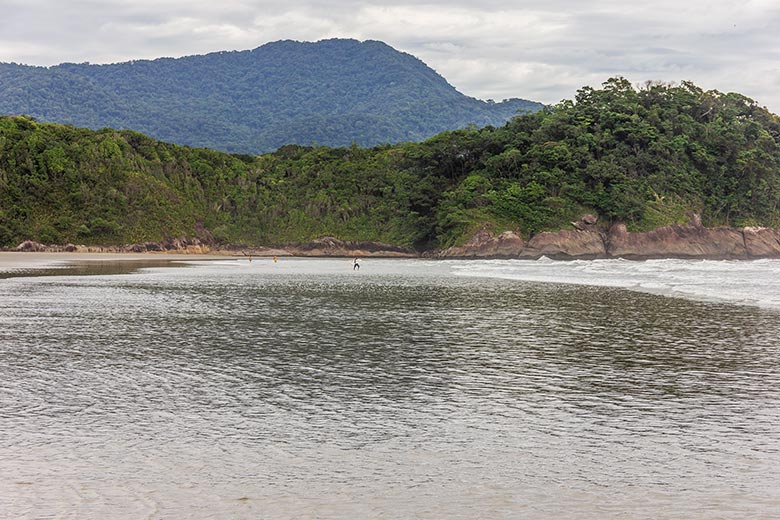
448, 257, 780, 310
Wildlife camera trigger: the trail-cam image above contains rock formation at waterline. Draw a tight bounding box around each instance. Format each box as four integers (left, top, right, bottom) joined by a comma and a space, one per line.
742, 227, 780, 257
438, 230, 524, 258
438, 214, 780, 260
605, 222, 747, 259
11, 213, 780, 261
521, 230, 606, 260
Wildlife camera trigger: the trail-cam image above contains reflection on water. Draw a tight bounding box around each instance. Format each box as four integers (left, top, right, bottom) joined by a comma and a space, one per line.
1, 259, 779, 519
0, 259, 193, 279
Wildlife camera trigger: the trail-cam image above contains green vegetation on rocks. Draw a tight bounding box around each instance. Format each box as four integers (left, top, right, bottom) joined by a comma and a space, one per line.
2, 78, 780, 250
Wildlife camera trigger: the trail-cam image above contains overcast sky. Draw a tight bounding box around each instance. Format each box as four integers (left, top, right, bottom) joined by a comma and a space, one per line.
2, 0, 779, 111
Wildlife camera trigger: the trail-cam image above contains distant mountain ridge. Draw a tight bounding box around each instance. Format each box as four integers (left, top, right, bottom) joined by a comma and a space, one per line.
0, 39, 543, 153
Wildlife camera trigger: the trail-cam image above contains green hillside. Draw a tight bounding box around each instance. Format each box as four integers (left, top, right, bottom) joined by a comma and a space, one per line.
2, 78, 779, 250
0, 39, 542, 154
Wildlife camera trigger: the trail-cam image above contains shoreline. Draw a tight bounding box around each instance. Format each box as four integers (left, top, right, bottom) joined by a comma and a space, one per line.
0, 251, 231, 278
7, 214, 780, 265
2, 248, 779, 273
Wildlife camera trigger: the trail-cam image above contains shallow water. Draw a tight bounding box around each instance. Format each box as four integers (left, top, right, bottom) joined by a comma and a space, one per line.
1, 258, 779, 519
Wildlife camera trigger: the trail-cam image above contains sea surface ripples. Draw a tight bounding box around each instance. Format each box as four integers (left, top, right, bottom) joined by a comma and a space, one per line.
1, 258, 779, 519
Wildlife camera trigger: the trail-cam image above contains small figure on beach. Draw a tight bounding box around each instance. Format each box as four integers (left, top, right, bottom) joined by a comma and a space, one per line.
353, 258, 360, 270
273, 256, 277, 263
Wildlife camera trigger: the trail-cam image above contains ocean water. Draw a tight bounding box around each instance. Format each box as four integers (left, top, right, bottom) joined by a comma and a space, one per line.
449, 257, 780, 310
1, 257, 779, 519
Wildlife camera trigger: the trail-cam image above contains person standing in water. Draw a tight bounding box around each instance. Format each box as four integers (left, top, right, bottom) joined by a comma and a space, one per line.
353, 258, 360, 270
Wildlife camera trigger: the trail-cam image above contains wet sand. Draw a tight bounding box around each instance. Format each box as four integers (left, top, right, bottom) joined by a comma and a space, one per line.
0, 252, 230, 278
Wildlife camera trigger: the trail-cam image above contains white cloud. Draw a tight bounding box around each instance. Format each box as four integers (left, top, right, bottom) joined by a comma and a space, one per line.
1, 0, 779, 111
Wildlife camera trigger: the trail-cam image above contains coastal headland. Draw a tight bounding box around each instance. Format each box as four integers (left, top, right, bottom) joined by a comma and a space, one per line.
4, 81, 780, 262
6, 214, 780, 262
439, 214, 780, 260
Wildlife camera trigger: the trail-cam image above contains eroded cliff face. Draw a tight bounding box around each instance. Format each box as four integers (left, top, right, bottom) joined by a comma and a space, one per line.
438, 215, 780, 260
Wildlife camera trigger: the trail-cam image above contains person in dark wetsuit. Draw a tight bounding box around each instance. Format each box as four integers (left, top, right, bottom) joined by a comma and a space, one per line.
353, 258, 360, 270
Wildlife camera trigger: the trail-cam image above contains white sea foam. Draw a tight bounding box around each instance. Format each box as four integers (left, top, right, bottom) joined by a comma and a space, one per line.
448, 257, 780, 309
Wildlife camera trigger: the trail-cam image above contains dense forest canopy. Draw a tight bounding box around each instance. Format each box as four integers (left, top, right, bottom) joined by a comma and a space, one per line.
0, 39, 542, 154
2, 78, 779, 250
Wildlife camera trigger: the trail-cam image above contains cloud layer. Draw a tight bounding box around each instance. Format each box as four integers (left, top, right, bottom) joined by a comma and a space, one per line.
2, 0, 779, 111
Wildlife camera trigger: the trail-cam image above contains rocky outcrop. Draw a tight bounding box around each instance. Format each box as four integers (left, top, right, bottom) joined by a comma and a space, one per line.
520, 229, 606, 259
438, 230, 524, 258
571, 213, 598, 230
115, 237, 211, 254
606, 222, 747, 259
11, 218, 780, 261
742, 227, 780, 257
15, 240, 48, 252
514, 213, 606, 260
436, 213, 780, 260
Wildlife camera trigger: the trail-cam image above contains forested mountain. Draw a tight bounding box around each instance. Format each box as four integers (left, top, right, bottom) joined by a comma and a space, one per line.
0, 39, 542, 154
2, 79, 779, 250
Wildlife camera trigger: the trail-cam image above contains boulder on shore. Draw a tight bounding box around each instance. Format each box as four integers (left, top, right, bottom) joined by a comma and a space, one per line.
571, 213, 599, 230
15, 241, 47, 252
